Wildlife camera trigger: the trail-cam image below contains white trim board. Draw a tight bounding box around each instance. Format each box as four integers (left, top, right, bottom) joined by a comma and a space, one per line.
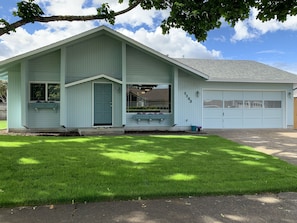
65, 74, 122, 88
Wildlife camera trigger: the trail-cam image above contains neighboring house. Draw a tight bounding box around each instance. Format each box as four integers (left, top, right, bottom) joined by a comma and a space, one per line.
0, 26, 297, 133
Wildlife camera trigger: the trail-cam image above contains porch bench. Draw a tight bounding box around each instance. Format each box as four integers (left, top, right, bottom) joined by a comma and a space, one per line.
132, 113, 167, 123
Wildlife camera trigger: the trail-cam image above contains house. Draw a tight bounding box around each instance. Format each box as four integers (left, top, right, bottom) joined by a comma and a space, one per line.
0, 26, 297, 133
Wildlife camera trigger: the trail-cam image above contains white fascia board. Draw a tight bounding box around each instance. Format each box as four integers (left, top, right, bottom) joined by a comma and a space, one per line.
65, 74, 122, 88
207, 79, 297, 84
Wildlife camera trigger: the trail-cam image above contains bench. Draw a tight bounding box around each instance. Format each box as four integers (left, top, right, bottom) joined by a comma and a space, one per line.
132, 113, 167, 123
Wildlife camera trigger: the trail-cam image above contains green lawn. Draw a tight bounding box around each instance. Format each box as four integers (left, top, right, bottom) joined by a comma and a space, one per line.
0, 120, 6, 130
1, 134, 297, 207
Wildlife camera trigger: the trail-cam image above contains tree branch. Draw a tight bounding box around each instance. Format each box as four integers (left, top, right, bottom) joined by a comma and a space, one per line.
0, 0, 142, 37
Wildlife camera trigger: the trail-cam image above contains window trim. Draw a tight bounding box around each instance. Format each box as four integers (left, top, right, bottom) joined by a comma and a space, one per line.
29, 81, 60, 102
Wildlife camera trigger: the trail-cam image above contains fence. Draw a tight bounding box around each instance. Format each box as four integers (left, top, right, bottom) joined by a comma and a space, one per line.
0, 103, 7, 120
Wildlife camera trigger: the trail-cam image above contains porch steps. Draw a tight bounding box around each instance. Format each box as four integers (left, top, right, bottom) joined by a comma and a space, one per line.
78, 127, 125, 136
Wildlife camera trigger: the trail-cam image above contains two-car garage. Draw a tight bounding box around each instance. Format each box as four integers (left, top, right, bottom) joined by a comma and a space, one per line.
203, 90, 285, 129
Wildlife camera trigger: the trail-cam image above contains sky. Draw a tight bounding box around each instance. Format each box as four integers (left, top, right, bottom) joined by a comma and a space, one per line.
1, 0, 297, 75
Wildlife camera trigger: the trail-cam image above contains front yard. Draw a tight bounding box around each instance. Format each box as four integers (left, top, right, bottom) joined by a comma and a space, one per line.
1, 134, 297, 207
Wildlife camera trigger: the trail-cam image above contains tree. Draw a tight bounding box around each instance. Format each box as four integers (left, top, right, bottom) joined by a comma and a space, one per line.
0, 0, 297, 41
0, 80, 7, 104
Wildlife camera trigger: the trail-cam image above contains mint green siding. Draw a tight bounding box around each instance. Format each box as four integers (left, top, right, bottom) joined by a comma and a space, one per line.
67, 82, 92, 128
28, 50, 60, 81
7, 70, 23, 130
27, 51, 61, 128
126, 46, 171, 83
66, 35, 122, 83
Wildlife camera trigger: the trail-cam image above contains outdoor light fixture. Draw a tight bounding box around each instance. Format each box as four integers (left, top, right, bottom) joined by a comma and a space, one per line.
288, 92, 292, 98
196, 90, 200, 97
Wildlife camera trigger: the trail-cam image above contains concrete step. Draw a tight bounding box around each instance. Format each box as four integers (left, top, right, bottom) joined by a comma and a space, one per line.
78, 127, 124, 136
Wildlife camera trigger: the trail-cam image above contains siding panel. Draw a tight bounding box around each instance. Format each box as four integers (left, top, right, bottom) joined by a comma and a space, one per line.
66, 35, 122, 83
28, 50, 60, 81
67, 82, 92, 128
126, 46, 171, 83
7, 70, 23, 129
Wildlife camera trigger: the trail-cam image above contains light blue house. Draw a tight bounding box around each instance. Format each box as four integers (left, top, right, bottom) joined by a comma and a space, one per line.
0, 26, 297, 133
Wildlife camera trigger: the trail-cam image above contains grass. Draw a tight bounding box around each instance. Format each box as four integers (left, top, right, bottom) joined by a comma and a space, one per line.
1, 134, 297, 207
0, 120, 6, 130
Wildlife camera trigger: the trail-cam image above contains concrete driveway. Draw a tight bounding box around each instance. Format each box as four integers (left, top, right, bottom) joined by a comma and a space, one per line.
207, 129, 297, 166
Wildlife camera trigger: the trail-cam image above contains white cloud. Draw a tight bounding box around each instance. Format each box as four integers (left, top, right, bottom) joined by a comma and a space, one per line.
231, 8, 297, 42
36, 0, 97, 15
256, 50, 285, 55
0, 0, 220, 61
117, 27, 221, 59
231, 20, 257, 42
0, 21, 95, 60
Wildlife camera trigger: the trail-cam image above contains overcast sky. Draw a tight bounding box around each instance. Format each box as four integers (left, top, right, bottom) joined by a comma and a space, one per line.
1, 0, 297, 74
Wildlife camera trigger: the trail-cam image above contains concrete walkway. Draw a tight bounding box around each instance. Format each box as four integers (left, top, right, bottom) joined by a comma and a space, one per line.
1, 129, 297, 223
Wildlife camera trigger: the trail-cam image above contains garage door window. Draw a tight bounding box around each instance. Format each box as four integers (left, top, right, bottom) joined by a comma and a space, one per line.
244, 100, 263, 108
224, 100, 243, 108
203, 100, 223, 108
264, 101, 281, 108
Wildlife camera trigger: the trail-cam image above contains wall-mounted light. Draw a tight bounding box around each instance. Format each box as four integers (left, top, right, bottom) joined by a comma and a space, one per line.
288, 92, 292, 98
196, 90, 200, 97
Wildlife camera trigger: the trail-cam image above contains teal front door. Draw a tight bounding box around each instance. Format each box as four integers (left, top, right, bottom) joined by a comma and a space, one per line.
94, 83, 112, 126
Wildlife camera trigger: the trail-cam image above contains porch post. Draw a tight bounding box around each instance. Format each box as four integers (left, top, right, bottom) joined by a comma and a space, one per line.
20, 60, 28, 128
122, 42, 127, 126
173, 66, 178, 126
60, 47, 67, 127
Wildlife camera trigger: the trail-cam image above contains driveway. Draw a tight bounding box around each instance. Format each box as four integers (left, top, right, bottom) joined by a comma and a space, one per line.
207, 129, 297, 166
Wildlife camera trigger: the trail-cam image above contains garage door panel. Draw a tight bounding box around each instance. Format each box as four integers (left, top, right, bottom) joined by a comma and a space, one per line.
263, 91, 282, 100
203, 109, 222, 118
203, 90, 284, 129
224, 109, 242, 118
244, 91, 263, 100
263, 109, 282, 118
243, 119, 263, 128
224, 118, 243, 128
204, 118, 223, 128
243, 109, 262, 118
263, 118, 283, 128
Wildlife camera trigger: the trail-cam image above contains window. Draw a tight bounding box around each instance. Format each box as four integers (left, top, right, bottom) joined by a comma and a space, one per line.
30, 83, 60, 102
203, 100, 223, 108
264, 100, 281, 108
224, 100, 243, 108
126, 84, 171, 113
244, 100, 263, 108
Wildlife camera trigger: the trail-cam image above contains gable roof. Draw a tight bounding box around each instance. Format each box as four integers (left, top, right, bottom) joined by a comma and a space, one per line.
175, 58, 297, 83
0, 26, 208, 79
1, 26, 296, 84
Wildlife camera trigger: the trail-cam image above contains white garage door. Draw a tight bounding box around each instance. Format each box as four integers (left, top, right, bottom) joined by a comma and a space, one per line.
203, 90, 284, 128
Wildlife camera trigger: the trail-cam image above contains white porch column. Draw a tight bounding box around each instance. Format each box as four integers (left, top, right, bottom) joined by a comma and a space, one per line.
122, 42, 127, 126
60, 47, 67, 127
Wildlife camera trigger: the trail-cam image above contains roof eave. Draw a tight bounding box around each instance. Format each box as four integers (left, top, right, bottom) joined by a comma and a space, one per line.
207, 78, 297, 84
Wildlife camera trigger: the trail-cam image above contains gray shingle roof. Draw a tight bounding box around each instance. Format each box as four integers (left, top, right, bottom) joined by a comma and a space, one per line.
175, 58, 297, 83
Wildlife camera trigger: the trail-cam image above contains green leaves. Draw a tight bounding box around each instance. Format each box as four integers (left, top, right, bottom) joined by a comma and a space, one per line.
1, 0, 297, 41
13, 0, 44, 23
97, 3, 116, 24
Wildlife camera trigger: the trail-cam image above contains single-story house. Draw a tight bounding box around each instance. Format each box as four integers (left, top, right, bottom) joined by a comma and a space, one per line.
0, 26, 297, 133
